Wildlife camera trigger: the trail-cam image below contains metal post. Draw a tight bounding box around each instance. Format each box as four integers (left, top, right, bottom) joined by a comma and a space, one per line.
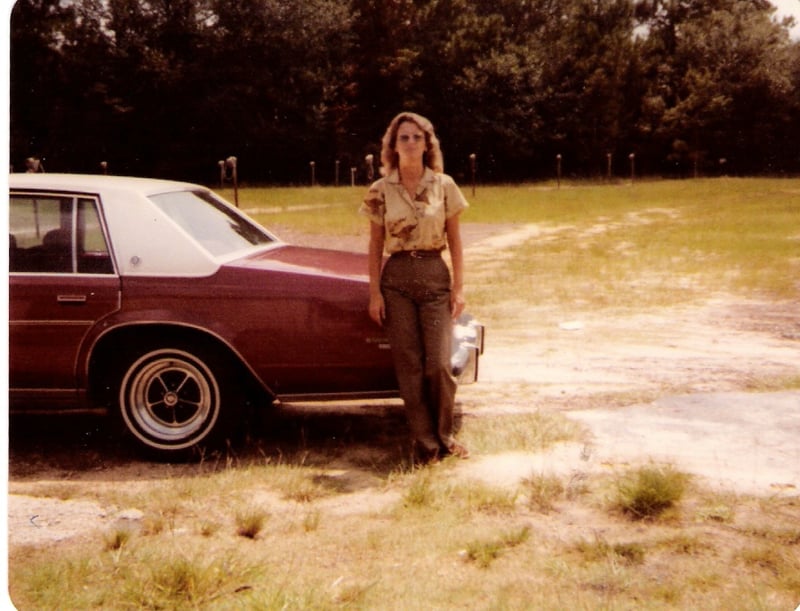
335, 160, 340, 187
25, 157, 44, 173
310, 161, 316, 186
469, 153, 476, 197
556, 154, 562, 189
365, 154, 375, 182
226, 156, 239, 207
629, 153, 635, 183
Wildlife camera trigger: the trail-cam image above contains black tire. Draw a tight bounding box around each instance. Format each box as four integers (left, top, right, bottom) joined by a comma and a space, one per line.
116, 344, 241, 457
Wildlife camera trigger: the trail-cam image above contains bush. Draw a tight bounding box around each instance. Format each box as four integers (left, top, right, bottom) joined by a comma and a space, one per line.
616, 465, 689, 519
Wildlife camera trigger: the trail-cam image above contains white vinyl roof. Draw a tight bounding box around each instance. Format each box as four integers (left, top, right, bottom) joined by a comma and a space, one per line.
9, 173, 270, 277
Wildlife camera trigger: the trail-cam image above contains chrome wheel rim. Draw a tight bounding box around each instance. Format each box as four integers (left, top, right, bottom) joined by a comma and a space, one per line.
122, 349, 219, 449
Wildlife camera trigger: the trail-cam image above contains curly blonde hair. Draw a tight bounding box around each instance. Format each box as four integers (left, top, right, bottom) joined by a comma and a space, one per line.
379, 112, 444, 176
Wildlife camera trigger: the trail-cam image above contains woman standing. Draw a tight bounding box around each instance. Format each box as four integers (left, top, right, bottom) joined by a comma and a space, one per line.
360, 112, 470, 464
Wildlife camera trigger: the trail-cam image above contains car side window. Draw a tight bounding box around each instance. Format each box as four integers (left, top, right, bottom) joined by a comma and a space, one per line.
76, 198, 114, 274
9, 194, 114, 274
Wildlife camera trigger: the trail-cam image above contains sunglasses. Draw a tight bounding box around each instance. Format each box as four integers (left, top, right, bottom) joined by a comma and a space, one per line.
398, 134, 425, 142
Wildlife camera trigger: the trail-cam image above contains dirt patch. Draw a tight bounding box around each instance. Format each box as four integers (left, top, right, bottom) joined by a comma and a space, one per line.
7, 221, 800, 549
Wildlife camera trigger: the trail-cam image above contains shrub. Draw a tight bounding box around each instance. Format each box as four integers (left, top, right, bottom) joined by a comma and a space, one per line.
616, 465, 689, 519
235, 508, 268, 539
522, 473, 565, 513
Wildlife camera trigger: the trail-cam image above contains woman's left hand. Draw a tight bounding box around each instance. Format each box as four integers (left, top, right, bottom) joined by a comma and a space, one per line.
450, 288, 465, 321
445, 214, 466, 322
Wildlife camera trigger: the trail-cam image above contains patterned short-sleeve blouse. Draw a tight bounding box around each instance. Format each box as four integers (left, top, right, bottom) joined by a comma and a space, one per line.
360, 168, 469, 255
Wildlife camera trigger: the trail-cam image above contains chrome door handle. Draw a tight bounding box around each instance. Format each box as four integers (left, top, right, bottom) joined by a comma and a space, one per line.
57, 294, 87, 304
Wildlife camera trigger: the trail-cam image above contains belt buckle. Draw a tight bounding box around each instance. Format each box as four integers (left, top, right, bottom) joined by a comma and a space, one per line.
409, 250, 422, 258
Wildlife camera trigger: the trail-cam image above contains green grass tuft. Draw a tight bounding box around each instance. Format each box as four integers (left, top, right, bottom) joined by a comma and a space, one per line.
461, 526, 531, 568
235, 507, 268, 539
103, 528, 132, 551
615, 465, 690, 519
522, 473, 566, 513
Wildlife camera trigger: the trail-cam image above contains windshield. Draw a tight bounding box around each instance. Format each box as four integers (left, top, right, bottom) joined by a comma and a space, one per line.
149, 190, 274, 257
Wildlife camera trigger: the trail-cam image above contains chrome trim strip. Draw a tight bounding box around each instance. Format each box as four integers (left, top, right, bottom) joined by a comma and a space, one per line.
10, 320, 94, 326
277, 390, 400, 402
9, 387, 76, 393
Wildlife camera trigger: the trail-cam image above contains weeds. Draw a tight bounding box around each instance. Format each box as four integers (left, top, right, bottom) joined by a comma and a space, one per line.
461, 526, 531, 568
401, 473, 518, 516
696, 501, 736, 524
403, 470, 435, 508
122, 553, 258, 609
270, 464, 337, 502
142, 514, 166, 535
575, 535, 646, 565
103, 528, 132, 552
235, 507, 268, 539
302, 509, 321, 532
330, 576, 377, 605
458, 480, 520, 515
9, 179, 800, 611
461, 412, 585, 454
655, 533, 716, 556
522, 473, 565, 513
742, 526, 800, 546
198, 520, 221, 537
615, 464, 690, 519
737, 545, 800, 594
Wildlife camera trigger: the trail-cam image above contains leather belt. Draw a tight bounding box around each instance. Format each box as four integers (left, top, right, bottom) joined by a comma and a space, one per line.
393, 249, 442, 259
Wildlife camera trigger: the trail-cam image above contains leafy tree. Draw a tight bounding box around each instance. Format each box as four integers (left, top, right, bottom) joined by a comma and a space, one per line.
10, 0, 80, 170
9, 0, 800, 181
534, 0, 643, 177
206, 0, 355, 182
408, 0, 548, 180
637, 0, 798, 174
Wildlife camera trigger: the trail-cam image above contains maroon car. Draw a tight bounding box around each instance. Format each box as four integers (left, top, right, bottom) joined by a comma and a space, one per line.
8, 174, 484, 457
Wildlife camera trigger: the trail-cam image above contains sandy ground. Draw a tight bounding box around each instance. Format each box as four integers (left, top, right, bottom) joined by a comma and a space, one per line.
457, 221, 799, 497
459, 313, 800, 497
7, 221, 800, 548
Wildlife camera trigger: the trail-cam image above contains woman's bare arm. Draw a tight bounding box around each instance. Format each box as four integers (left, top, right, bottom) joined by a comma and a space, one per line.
446, 213, 465, 320
368, 221, 386, 326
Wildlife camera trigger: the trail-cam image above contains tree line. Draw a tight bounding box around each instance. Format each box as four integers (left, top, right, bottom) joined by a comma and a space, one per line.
10, 0, 800, 184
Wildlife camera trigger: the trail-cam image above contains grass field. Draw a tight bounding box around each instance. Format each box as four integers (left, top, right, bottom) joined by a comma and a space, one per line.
8, 178, 800, 610
220, 178, 800, 324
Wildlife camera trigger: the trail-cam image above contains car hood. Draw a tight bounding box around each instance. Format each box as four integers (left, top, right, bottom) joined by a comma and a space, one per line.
231, 244, 370, 280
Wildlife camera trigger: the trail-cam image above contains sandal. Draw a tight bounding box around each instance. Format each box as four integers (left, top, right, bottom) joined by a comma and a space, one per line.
447, 442, 470, 459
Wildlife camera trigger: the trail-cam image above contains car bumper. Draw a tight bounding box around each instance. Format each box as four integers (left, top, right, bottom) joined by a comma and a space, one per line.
452, 315, 485, 384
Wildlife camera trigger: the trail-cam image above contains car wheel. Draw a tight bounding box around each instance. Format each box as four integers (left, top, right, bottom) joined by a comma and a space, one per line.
117, 345, 238, 455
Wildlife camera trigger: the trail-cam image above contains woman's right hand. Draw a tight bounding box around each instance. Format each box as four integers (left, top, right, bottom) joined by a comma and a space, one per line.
367, 222, 387, 327
369, 292, 386, 326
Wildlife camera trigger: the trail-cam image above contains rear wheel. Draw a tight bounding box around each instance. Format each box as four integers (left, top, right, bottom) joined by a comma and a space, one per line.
117, 345, 240, 456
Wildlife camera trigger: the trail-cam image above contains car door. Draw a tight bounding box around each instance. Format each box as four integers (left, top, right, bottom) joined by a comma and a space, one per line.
9, 192, 120, 399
